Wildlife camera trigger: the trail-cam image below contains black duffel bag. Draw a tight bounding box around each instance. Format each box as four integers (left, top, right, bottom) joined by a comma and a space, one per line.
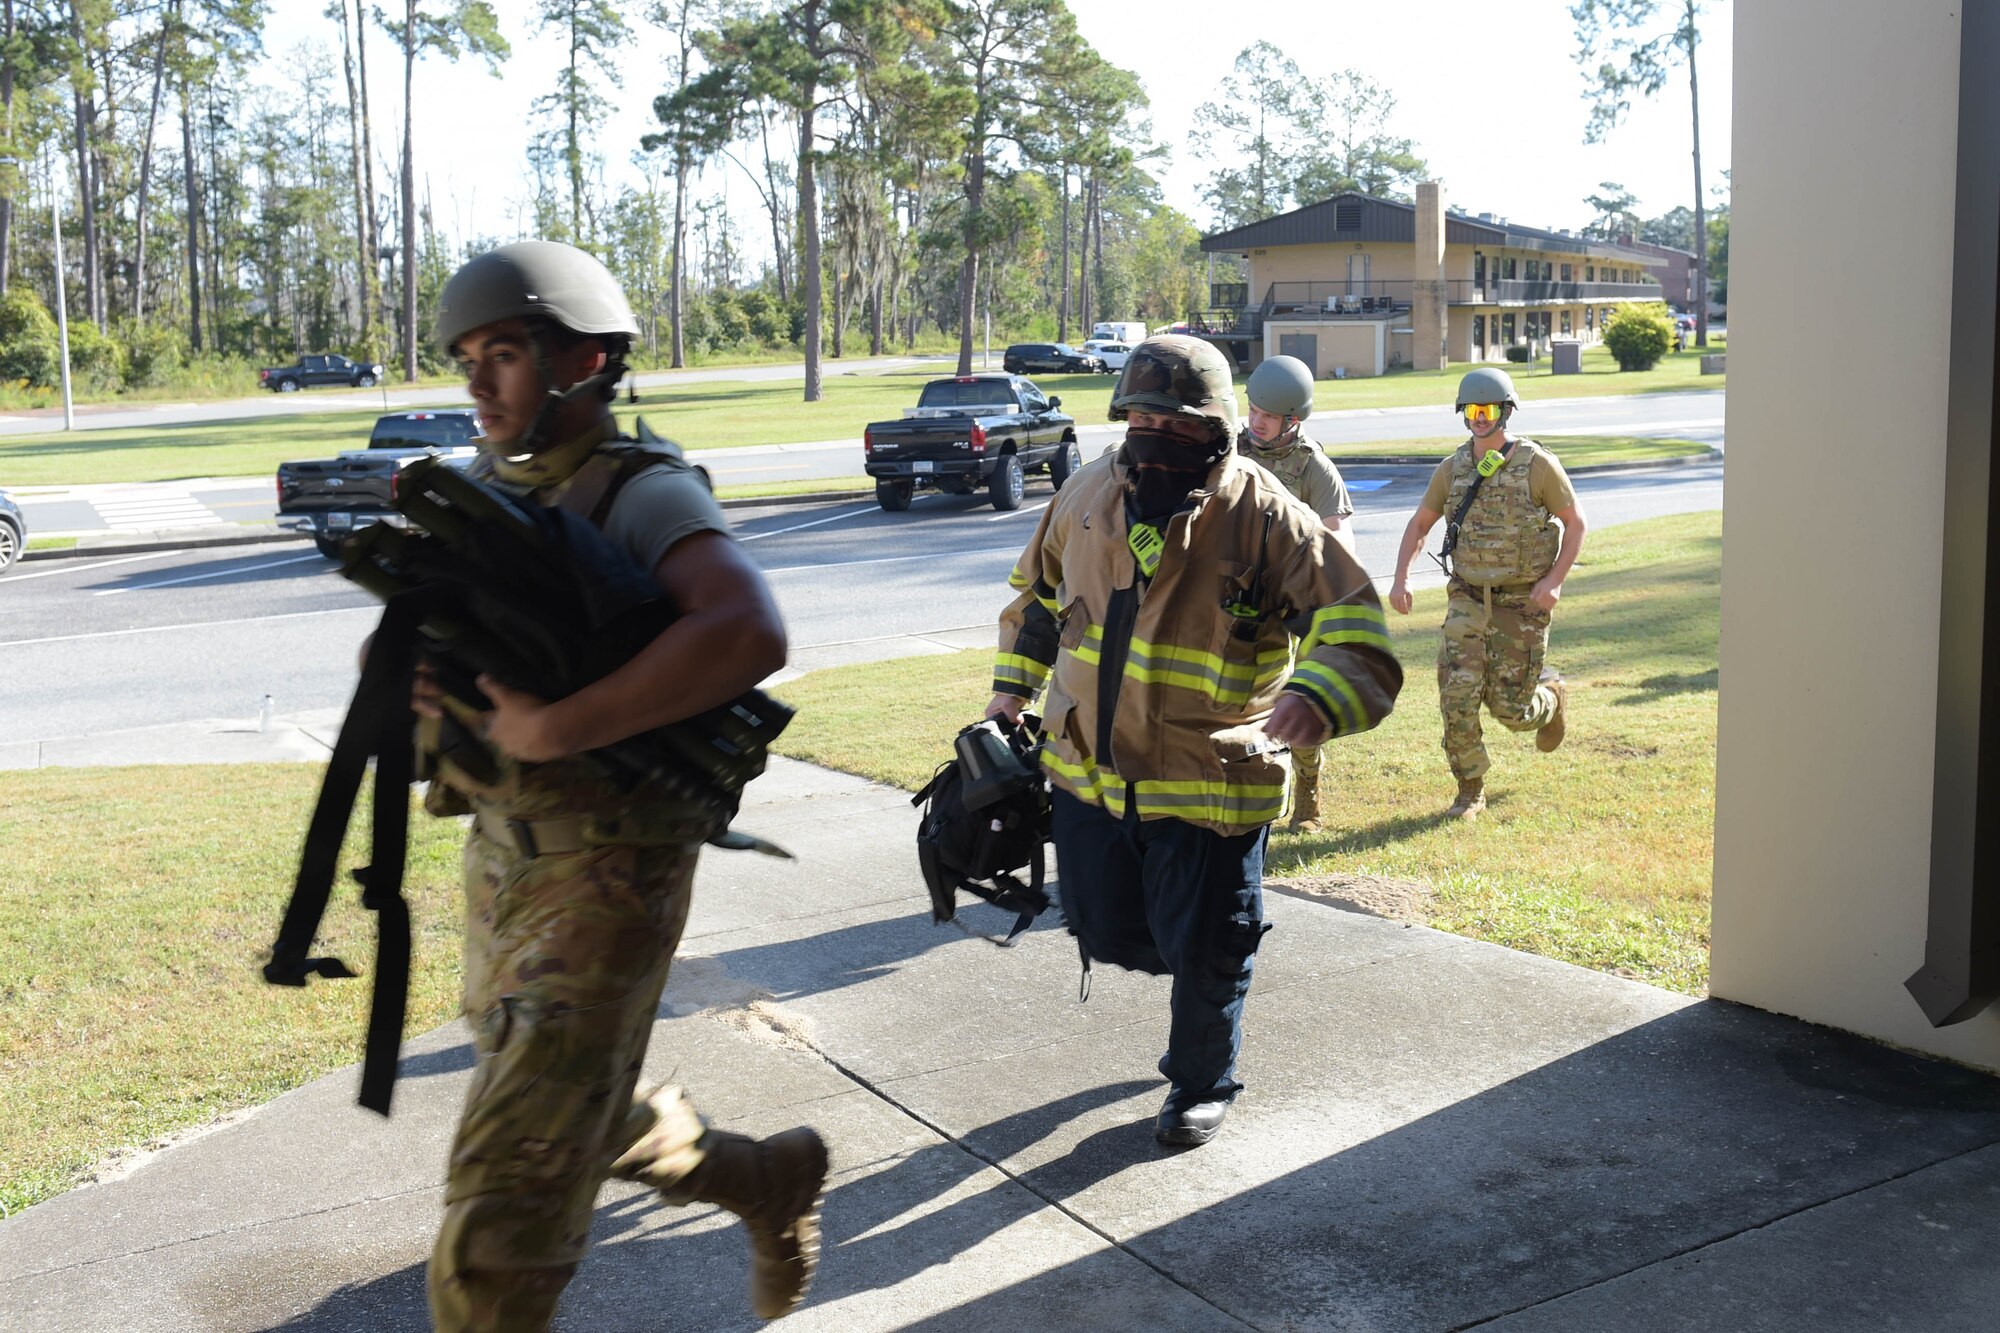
913, 715, 1052, 943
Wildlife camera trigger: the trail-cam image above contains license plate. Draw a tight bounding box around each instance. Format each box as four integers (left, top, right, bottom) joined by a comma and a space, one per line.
913, 461, 934, 474
325, 512, 353, 530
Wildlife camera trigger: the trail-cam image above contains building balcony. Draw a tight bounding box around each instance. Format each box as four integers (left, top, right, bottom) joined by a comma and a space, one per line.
1195, 278, 1663, 337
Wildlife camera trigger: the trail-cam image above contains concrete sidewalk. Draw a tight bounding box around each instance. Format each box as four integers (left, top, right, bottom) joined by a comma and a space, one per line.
3, 753, 1997, 1331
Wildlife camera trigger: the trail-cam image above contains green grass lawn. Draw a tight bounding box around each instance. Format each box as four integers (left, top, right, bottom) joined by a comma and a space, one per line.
0, 769, 469, 1216
772, 510, 1721, 997
0, 341, 1721, 488
1327, 434, 1714, 468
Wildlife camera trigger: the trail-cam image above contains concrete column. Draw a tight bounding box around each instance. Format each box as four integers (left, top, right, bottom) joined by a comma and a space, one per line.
1412, 181, 1448, 370
1714, 0, 2000, 1070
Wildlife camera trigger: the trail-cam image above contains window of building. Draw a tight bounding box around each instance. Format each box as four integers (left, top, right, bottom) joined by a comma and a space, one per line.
1585, 265, 1595, 282
1586, 306, 1595, 330
1561, 263, 1573, 282
1502, 313, 1516, 344
1504, 257, 1518, 280
1473, 314, 1485, 352
1561, 310, 1573, 335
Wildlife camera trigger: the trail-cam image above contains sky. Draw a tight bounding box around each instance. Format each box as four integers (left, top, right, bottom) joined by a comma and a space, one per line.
259, 0, 1732, 264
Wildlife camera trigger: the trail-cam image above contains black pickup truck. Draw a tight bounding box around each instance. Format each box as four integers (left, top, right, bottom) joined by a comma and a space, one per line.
276, 409, 482, 556
863, 374, 1081, 512
260, 352, 385, 392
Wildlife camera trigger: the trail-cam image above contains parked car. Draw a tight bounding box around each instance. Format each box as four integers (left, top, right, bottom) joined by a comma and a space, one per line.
0, 488, 25, 573
259, 353, 386, 393
1000, 342, 1104, 375
1080, 339, 1132, 372
862, 373, 1080, 512
276, 409, 483, 557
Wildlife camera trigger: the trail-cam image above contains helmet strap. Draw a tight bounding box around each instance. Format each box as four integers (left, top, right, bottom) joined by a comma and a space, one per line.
513, 321, 623, 456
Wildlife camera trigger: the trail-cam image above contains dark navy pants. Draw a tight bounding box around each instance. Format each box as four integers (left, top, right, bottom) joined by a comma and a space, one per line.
1050, 787, 1271, 1113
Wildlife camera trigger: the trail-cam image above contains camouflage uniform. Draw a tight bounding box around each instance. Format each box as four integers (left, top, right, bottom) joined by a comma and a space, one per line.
1237, 428, 1353, 823
420, 426, 793, 1330
1426, 438, 1572, 781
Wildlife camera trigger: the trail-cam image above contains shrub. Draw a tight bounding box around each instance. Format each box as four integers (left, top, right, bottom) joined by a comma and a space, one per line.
1603, 302, 1675, 371
120, 321, 191, 387
1504, 343, 1533, 364
0, 287, 60, 387
64, 319, 129, 393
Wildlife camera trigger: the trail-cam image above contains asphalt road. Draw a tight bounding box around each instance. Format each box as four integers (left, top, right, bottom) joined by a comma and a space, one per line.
13, 390, 1722, 538
1, 459, 1724, 751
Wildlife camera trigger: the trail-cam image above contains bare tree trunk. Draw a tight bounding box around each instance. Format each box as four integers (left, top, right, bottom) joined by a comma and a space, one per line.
566, 9, 582, 236
354, 0, 383, 344
1058, 165, 1070, 344
1686, 0, 1709, 348
670, 151, 686, 367
955, 146, 985, 376
0, 0, 15, 296
401, 0, 417, 381
71, 85, 100, 327
758, 111, 790, 303
132, 27, 169, 323
180, 90, 202, 351
1077, 171, 1092, 335
799, 94, 821, 400
869, 269, 882, 354
338, 0, 370, 341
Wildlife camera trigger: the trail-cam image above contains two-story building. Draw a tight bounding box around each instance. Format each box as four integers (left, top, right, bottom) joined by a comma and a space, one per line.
1195, 189, 1665, 378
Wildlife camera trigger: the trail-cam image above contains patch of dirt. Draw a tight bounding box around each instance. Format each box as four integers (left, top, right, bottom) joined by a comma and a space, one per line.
1586, 736, 1662, 759
714, 1000, 824, 1057
78, 1105, 266, 1191
663, 954, 773, 1016
1265, 872, 1435, 922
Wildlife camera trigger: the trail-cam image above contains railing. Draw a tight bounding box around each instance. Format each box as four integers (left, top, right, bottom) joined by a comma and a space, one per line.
1449, 279, 1662, 304
1192, 276, 1663, 333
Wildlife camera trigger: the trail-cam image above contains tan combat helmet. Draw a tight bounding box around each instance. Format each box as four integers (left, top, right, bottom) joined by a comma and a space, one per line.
1109, 334, 1239, 440
435, 240, 640, 354
1246, 354, 1315, 422
1454, 366, 1520, 412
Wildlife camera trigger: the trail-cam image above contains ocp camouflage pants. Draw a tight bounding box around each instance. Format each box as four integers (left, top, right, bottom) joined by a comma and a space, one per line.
428, 830, 711, 1333
1437, 583, 1559, 782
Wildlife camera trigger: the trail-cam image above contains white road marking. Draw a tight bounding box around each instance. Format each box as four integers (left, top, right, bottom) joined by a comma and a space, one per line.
0, 603, 374, 648
93, 485, 225, 529
93, 552, 324, 596
986, 501, 1050, 522
0, 549, 190, 582
763, 546, 1021, 575
738, 504, 878, 542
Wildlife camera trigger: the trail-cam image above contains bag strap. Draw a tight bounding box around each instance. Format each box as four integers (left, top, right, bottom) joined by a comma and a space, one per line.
264, 589, 427, 1116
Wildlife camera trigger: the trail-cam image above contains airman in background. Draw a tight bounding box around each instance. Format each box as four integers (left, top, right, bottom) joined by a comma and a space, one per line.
1386, 367, 1587, 820
1238, 354, 1357, 832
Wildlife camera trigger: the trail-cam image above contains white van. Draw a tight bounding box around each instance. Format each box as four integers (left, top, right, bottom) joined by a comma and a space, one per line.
1090, 321, 1147, 345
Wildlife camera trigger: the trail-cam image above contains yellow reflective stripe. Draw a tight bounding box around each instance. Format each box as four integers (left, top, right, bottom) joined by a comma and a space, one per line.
1041, 751, 1285, 827
994, 652, 1050, 689
1288, 660, 1368, 734
1304, 603, 1391, 654
1129, 635, 1259, 684
1008, 564, 1031, 590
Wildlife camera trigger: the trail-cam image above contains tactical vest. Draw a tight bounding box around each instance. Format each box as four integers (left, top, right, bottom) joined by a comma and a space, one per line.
424, 427, 724, 842
1442, 438, 1561, 587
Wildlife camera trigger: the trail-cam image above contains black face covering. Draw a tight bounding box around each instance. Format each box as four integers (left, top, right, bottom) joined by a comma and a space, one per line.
1124, 426, 1221, 521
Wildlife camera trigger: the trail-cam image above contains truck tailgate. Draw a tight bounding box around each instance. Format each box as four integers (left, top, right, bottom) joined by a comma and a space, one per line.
276, 457, 397, 513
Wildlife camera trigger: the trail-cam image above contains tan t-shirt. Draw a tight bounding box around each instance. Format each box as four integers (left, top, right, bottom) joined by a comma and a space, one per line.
601, 460, 734, 577
1420, 439, 1577, 517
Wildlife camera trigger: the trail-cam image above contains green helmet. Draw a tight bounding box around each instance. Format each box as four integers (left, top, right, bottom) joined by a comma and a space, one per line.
435, 240, 640, 353
1246, 355, 1315, 421
1454, 366, 1520, 411
1109, 334, 1238, 437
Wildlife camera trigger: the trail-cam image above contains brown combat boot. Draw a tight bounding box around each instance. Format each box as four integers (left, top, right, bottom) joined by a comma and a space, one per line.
1447, 778, 1486, 820
668, 1127, 830, 1320
1287, 779, 1322, 833
1537, 679, 1569, 753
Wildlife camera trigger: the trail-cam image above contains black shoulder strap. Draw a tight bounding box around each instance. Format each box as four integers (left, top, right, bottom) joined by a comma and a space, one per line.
264, 589, 429, 1116
1441, 441, 1514, 563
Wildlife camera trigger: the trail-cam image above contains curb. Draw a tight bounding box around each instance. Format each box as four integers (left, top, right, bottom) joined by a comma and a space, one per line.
18, 489, 879, 562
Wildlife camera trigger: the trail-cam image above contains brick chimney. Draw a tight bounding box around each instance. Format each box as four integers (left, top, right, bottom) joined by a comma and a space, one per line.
1413, 182, 1448, 370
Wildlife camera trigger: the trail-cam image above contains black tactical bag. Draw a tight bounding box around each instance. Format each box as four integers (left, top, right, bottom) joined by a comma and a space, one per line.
265, 457, 791, 1114
914, 716, 1052, 943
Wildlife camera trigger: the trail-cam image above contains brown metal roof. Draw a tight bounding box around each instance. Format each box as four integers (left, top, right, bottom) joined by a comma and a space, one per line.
1201, 191, 1644, 261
